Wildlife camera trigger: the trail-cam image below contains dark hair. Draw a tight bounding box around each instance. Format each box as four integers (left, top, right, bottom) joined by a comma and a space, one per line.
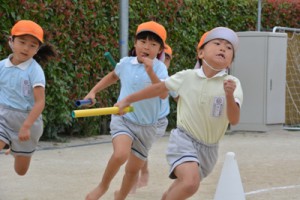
165, 54, 171, 60
136, 31, 164, 47
12, 36, 57, 65
128, 31, 164, 58
34, 44, 57, 65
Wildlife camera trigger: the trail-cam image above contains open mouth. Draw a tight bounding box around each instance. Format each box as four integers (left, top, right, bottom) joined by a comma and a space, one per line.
141, 53, 149, 57
216, 54, 225, 59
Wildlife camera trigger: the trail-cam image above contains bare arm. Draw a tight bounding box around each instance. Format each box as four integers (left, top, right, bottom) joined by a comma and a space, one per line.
115, 81, 168, 114
19, 86, 45, 141
142, 57, 161, 84
84, 71, 119, 103
142, 57, 167, 99
224, 80, 240, 125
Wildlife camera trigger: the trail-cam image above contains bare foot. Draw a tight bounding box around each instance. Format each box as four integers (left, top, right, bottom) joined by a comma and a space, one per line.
137, 172, 149, 188
85, 185, 107, 200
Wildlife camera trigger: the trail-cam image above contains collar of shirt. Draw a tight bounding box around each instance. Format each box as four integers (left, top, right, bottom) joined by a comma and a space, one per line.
5, 54, 33, 70
131, 57, 158, 65
196, 66, 228, 78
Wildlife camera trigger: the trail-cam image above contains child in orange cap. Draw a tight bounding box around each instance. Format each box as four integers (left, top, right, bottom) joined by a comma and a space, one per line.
84, 21, 168, 200
0, 20, 56, 175
163, 44, 173, 69
115, 27, 243, 199
131, 43, 178, 193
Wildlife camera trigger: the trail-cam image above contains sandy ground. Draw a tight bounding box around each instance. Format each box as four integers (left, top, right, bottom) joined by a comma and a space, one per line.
1, 129, 300, 200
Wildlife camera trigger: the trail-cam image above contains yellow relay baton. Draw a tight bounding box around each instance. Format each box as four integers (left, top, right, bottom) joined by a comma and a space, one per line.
71, 106, 134, 118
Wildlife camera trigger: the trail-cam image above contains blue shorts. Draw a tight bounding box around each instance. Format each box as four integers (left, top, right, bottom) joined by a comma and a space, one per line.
0, 105, 43, 156
166, 127, 219, 180
110, 115, 157, 161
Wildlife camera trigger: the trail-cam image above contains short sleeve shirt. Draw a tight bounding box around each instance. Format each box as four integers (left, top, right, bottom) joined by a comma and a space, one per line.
159, 90, 178, 119
115, 57, 168, 125
165, 68, 243, 144
0, 56, 46, 111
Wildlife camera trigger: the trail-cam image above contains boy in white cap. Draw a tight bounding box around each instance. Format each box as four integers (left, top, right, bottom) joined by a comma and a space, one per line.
115, 27, 243, 199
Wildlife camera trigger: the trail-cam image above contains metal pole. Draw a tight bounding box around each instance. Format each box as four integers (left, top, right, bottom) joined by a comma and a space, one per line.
119, 0, 129, 58
257, 0, 261, 31
273, 26, 300, 33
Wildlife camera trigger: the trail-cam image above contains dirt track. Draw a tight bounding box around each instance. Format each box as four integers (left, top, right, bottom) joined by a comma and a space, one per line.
1, 129, 300, 200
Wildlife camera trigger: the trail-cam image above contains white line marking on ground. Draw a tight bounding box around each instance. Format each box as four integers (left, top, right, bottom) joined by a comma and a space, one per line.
245, 185, 300, 196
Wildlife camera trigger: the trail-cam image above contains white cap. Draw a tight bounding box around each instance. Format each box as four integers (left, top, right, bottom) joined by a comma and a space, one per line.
198, 27, 239, 52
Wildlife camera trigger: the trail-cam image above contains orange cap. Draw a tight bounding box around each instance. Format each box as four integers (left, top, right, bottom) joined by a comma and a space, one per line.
165, 44, 172, 57
197, 31, 209, 50
136, 21, 167, 44
11, 20, 44, 43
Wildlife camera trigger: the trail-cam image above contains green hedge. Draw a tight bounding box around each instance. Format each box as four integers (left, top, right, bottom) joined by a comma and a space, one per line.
262, 0, 300, 30
0, 0, 298, 139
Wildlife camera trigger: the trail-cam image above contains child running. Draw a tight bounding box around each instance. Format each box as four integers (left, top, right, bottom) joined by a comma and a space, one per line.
84, 21, 168, 200
0, 20, 56, 175
115, 27, 243, 200
131, 44, 178, 193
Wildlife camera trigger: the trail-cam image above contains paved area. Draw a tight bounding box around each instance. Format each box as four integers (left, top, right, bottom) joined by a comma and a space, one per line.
1, 129, 300, 200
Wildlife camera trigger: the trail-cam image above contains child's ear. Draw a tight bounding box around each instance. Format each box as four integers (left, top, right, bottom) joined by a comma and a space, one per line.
158, 45, 165, 54
157, 51, 165, 62
8, 36, 13, 50
197, 49, 204, 59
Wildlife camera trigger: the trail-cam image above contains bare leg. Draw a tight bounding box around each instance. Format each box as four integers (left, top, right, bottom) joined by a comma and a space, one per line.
129, 174, 138, 194
14, 155, 31, 176
162, 162, 200, 200
115, 154, 145, 200
86, 135, 132, 200
137, 160, 149, 188
129, 160, 149, 194
1, 140, 31, 176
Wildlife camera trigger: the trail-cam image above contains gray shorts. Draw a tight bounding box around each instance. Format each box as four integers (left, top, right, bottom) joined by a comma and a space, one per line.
156, 117, 168, 137
166, 128, 219, 180
110, 115, 157, 161
0, 105, 43, 156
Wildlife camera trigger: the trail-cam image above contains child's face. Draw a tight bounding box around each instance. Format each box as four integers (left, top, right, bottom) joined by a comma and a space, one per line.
10, 35, 40, 65
134, 38, 162, 62
198, 39, 234, 70
164, 54, 171, 69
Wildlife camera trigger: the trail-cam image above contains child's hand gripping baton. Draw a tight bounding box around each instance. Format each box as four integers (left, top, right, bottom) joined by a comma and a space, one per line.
104, 52, 117, 67
71, 106, 134, 118
75, 98, 96, 107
